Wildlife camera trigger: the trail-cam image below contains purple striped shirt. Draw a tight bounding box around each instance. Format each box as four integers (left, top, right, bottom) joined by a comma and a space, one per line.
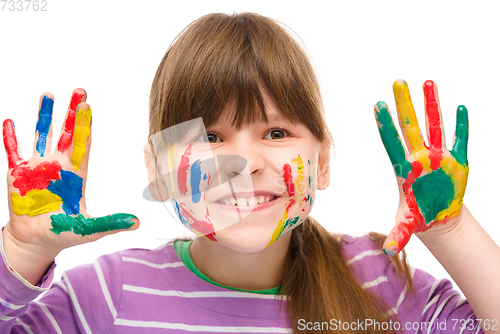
0, 231, 484, 333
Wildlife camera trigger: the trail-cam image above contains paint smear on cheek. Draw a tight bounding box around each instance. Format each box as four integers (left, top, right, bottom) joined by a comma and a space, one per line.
177, 144, 192, 195
291, 154, 304, 204
190, 159, 202, 203
11, 161, 62, 196
35, 96, 54, 157
282, 164, 295, 197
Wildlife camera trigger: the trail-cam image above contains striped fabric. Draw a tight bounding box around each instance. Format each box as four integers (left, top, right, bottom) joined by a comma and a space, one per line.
0, 232, 483, 333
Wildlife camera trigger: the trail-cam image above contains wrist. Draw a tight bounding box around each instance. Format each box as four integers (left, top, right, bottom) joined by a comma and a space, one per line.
416, 205, 470, 250
2, 226, 58, 285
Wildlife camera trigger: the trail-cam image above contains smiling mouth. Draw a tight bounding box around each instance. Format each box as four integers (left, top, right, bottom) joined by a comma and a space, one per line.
214, 194, 281, 212
216, 194, 278, 206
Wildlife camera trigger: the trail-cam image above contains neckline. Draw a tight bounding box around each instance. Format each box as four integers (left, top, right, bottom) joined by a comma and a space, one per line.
173, 239, 280, 295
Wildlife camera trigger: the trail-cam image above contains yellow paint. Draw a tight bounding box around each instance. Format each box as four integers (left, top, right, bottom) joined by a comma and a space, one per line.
413, 150, 431, 173
71, 107, 92, 171
393, 80, 425, 153
267, 211, 288, 248
291, 154, 305, 206
435, 155, 469, 222
387, 241, 399, 249
11, 189, 62, 217
168, 145, 175, 197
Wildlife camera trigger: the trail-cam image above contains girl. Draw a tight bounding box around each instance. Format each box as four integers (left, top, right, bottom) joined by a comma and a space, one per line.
1, 12, 499, 334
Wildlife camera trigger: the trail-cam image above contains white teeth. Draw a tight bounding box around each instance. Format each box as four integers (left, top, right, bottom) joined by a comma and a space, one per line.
220, 195, 275, 206
236, 197, 248, 207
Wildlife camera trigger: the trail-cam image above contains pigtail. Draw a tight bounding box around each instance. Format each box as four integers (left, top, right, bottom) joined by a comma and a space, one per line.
280, 217, 414, 334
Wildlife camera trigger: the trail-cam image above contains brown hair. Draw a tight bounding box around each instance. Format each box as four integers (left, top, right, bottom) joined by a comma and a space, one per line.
149, 12, 414, 334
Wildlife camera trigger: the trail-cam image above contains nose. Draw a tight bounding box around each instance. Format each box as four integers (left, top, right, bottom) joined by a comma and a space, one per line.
216, 155, 247, 183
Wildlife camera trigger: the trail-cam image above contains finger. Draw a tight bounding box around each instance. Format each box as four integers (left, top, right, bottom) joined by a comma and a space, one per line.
423, 80, 446, 170
2, 119, 25, 168
70, 103, 92, 171
56, 88, 87, 154
374, 101, 411, 178
49, 213, 139, 237
393, 80, 426, 155
382, 220, 417, 256
33, 93, 55, 158
450, 105, 469, 166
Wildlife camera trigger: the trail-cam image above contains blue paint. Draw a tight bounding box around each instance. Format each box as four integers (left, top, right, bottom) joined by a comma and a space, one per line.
190, 159, 202, 203
47, 170, 83, 215
35, 96, 54, 157
173, 200, 191, 228
203, 173, 207, 180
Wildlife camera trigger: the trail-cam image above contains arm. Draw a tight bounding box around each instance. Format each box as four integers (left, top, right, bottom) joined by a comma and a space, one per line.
375, 80, 499, 333
418, 206, 500, 326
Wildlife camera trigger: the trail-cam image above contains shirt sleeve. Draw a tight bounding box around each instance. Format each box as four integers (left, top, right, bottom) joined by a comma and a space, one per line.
341, 234, 488, 334
0, 227, 124, 334
414, 269, 487, 334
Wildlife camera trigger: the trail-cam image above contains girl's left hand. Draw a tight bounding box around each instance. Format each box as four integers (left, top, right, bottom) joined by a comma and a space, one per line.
374, 79, 469, 256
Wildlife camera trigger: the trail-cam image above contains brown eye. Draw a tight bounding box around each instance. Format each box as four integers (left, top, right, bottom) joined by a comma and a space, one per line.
196, 132, 221, 143
265, 128, 289, 140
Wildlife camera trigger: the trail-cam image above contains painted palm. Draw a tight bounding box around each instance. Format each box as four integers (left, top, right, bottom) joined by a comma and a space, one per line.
3, 90, 137, 254
374, 80, 469, 256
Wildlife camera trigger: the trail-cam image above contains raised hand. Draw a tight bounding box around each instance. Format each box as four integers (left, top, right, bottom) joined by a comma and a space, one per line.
2, 90, 139, 284
374, 80, 469, 256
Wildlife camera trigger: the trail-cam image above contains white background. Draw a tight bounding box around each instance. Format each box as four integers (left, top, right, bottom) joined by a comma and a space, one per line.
0, 1, 499, 298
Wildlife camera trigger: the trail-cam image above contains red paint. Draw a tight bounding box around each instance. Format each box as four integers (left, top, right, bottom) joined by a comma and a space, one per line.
424, 81, 443, 170
204, 172, 211, 201
404, 190, 426, 233
3, 119, 25, 169
403, 161, 423, 192
282, 163, 295, 197
12, 161, 62, 196
179, 202, 216, 241
56, 90, 85, 153
302, 194, 310, 203
286, 198, 295, 212
177, 144, 192, 195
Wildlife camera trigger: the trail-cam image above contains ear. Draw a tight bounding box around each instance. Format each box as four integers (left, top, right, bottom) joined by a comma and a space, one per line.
144, 143, 170, 202
316, 140, 332, 190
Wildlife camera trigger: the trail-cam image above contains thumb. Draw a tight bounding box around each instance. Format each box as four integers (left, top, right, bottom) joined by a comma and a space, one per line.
383, 220, 416, 256
50, 213, 139, 237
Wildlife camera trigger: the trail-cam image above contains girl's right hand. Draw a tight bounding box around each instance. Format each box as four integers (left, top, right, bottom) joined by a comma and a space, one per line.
2, 89, 139, 285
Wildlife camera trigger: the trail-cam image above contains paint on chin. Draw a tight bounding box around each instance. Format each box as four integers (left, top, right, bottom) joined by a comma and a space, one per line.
179, 202, 217, 242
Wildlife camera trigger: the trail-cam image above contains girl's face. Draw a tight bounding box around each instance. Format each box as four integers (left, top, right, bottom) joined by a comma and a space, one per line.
150, 93, 330, 253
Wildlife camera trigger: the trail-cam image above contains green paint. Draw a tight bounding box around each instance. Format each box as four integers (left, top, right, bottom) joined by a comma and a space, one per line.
50, 213, 136, 236
283, 216, 300, 230
404, 117, 410, 125
412, 169, 455, 225
450, 105, 468, 166
375, 101, 411, 178
308, 175, 311, 188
